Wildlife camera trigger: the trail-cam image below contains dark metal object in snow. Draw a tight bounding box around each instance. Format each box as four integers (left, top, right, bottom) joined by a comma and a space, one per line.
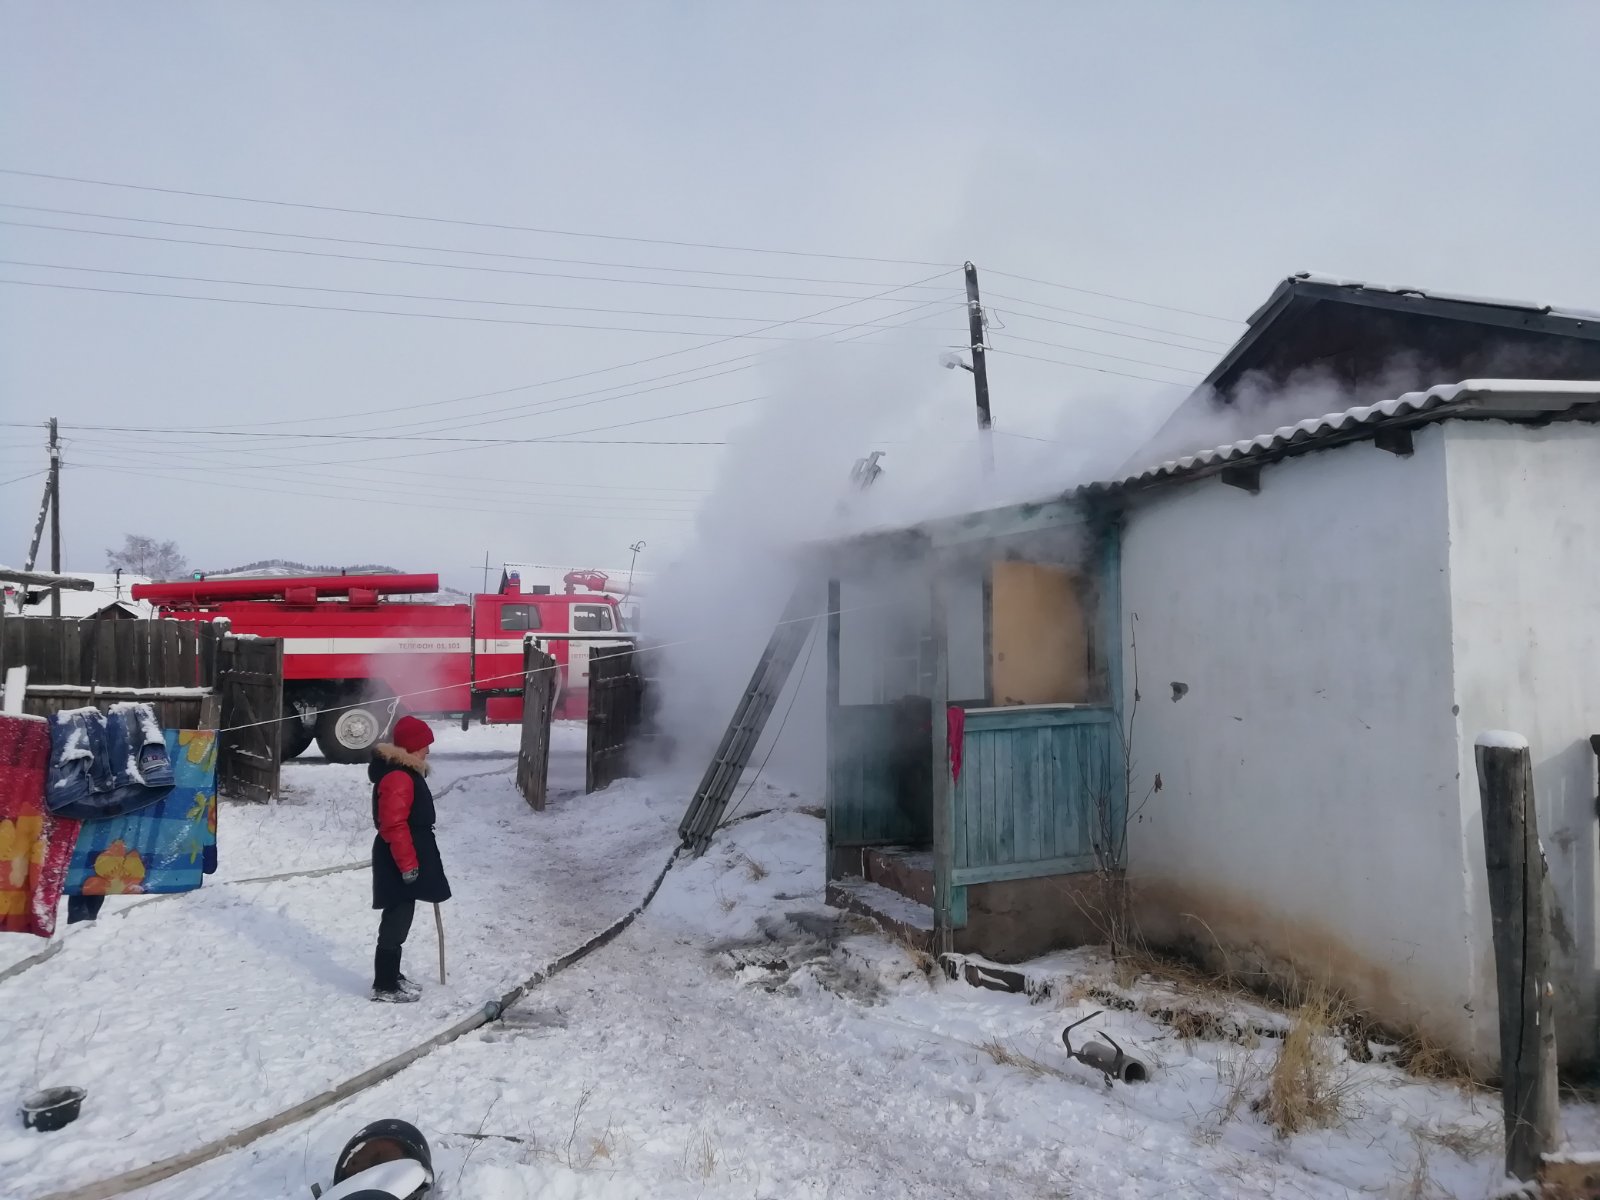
20, 1086, 86, 1132
310, 1119, 434, 1200
1062, 1011, 1148, 1084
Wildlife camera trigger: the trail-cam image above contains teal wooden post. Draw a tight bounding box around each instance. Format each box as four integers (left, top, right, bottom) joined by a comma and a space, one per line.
929, 571, 956, 950
825, 577, 841, 879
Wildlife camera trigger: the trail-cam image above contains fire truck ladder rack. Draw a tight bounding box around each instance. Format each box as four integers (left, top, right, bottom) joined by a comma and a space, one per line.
677, 586, 817, 855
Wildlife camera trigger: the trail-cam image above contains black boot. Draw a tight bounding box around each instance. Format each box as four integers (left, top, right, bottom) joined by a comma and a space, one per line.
371, 947, 417, 1003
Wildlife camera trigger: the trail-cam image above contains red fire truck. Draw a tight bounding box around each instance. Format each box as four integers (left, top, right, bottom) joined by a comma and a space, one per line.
131, 571, 632, 762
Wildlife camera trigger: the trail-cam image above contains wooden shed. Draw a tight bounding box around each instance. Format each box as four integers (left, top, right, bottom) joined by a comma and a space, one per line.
820, 496, 1126, 961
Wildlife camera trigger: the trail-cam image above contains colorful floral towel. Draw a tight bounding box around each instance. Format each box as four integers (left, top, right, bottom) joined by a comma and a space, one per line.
1, 713, 80, 938
64, 729, 217, 897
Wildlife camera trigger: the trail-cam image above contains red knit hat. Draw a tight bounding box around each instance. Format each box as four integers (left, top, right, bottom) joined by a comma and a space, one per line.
392, 715, 435, 754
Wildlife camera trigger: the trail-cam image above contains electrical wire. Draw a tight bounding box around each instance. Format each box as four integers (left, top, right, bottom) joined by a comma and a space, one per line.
0, 275, 964, 340
986, 346, 1197, 388
60, 394, 762, 444
987, 307, 1223, 354
0, 166, 956, 267
0, 468, 46, 487
983, 290, 1234, 347
0, 258, 969, 331
987, 331, 1202, 377
981, 266, 1242, 323
128, 271, 959, 437
73, 461, 701, 523
0, 206, 961, 294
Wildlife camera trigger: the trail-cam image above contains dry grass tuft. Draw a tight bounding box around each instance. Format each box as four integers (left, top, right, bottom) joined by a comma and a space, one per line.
1260, 990, 1362, 1135
1392, 1136, 1435, 1200
1412, 1119, 1500, 1160
682, 1133, 720, 1181
979, 1038, 1068, 1080
1393, 1033, 1483, 1091
1200, 1049, 1269, 1143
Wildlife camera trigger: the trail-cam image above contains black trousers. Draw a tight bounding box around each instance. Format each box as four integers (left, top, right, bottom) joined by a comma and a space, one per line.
377, 900, 416, 950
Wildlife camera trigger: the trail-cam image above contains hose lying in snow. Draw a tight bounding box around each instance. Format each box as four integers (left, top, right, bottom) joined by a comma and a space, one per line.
0, 860, 372, 987
31, 845, 684, 1200
4, 762, 514, 989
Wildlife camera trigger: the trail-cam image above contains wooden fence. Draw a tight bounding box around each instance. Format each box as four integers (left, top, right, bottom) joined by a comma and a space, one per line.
215, 636, 285, 804
517, 643, 558, 811
2, 616, 221, 729
0, 616, 285, 802
585, 645, 653, 794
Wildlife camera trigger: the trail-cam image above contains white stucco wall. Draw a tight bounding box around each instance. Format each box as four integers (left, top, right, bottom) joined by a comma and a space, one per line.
1120, 426, 1491, 1060
1445, 421, 1600, 1065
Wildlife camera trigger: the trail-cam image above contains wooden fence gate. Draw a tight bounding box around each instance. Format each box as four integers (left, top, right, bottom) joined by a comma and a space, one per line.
517, 643, 558, 811
216, 636, 285, 803
1, 616, 220, 728
586, 645, 651, 794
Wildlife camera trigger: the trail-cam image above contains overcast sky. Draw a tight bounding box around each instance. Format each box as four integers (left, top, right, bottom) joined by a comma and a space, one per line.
3, 3, 1596, 591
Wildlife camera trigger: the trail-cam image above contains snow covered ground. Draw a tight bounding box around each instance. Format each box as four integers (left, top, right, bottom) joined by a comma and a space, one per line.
3, 722, 1597, 1198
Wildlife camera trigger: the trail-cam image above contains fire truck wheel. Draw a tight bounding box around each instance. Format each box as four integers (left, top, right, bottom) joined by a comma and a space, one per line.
315, 702, 387, 763
281, 710, 315, 760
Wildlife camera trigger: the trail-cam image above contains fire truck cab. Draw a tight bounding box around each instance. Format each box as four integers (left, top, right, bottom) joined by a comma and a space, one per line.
132, 572, 632, 762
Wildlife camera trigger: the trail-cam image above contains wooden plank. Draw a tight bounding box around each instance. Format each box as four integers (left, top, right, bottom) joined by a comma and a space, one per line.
979, 731, 999, 867
951, 854, 1099, 886
994, 728, 1015, 864
952, 721, 969, 871
1023, 726, 1047, 862
961, 705, 1115, 732
928, 574, 952, 945
1476, 738, 1562, 1181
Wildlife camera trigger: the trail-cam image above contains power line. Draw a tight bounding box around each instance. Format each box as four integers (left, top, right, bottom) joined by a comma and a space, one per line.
987, 346, 1197, 388
0, 166, 956, 267
14, 270, 956, 442
0, 257, 969, 332
62, 395, 762, 444
989, 331, 1202, 377
0, 204, 959, 293
53, 282, 959, 464
983, 290, 1234, 347
64, 450, 703, 516
988, 306, 1225, 353
981, 266, 1242, 324
0, 469, 46, 487
0, 275, 967, 340
73, 461, 699, 523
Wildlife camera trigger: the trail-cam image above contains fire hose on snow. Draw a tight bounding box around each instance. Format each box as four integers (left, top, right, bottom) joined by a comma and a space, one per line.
30, 845, 684, 1200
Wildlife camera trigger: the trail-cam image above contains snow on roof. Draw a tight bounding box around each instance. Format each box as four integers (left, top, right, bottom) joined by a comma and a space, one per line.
1252, 273, 1600, 327
1089, 379, 1600, 495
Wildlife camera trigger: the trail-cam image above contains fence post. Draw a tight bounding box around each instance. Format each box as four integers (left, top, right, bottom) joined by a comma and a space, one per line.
1475, 731, 1562, 1182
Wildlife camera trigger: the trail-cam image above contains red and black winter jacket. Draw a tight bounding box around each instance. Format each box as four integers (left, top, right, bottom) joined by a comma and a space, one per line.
368, 744, 452, 909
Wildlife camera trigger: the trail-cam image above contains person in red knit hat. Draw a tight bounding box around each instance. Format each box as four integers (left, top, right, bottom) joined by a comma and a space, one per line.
368, 714, 452, 1002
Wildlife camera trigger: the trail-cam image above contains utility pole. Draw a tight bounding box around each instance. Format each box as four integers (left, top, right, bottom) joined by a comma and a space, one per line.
963, 262, 994, 475
48, 418, 61, 616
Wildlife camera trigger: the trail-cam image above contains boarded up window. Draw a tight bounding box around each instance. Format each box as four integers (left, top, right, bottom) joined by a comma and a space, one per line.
989, 560, 1089, 705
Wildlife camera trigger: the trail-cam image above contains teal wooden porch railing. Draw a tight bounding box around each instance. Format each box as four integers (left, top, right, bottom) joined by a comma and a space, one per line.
950, 704, 1122, 887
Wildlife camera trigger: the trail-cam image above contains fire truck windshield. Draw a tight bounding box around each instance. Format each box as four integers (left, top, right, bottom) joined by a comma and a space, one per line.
573, 604, 615, 633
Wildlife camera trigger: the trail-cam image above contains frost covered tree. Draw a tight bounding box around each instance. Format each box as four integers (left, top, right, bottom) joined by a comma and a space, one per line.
106, 534, 187, 579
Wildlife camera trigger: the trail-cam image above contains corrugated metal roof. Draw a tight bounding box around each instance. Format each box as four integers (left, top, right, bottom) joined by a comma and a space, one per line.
1087, 379, 1600, 495
1268, 273, 1600, 327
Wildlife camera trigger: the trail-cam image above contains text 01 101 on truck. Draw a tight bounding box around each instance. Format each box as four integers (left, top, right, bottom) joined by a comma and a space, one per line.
131, 571, 634, 762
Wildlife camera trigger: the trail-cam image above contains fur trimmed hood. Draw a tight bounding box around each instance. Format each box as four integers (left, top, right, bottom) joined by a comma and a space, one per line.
372, 742, 431, 776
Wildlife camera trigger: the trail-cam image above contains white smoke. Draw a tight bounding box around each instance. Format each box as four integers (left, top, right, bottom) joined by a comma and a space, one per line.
643, 338, 1193, 796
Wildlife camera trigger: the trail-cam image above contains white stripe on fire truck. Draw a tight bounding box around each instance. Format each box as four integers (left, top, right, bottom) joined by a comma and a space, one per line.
281, 638, 472, 654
